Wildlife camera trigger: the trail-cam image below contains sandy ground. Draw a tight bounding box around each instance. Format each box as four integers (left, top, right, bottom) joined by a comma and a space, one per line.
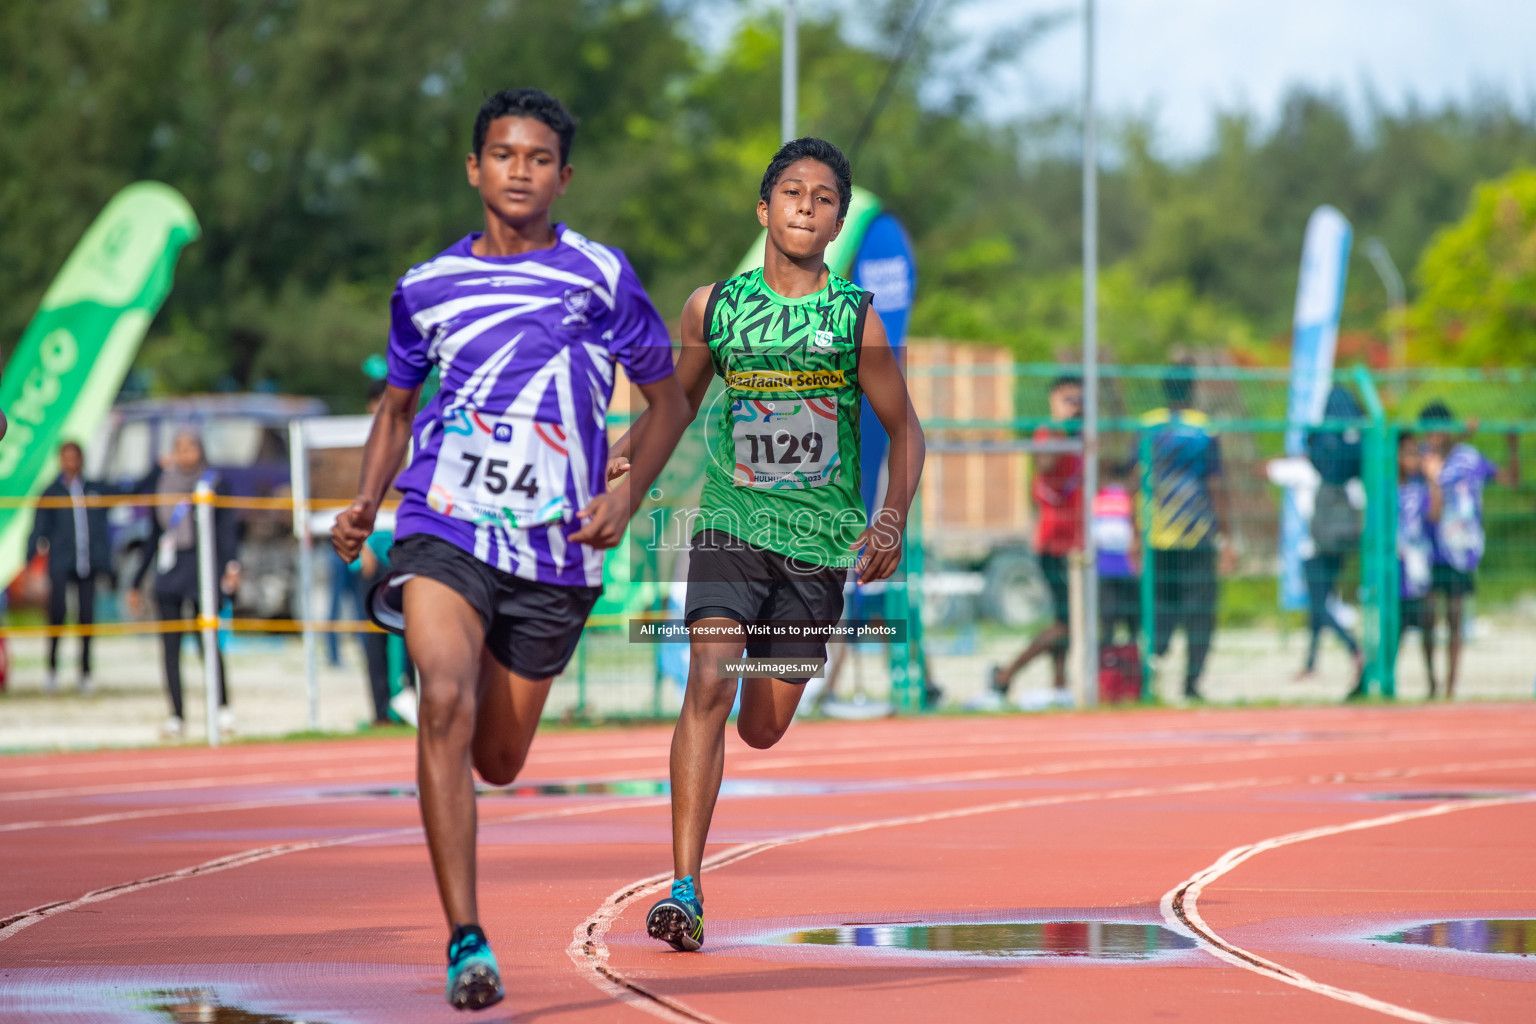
2, 612, 1531, 751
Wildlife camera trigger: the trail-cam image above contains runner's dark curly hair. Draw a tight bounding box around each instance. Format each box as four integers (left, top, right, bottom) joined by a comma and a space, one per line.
760, 137, 853, 218
473, 88, 578, 166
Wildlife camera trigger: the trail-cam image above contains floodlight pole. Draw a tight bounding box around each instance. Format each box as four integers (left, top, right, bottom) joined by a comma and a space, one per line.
782, 0, 798, 144
1364, 238, 1406, 370
1080, 0, 1100, 706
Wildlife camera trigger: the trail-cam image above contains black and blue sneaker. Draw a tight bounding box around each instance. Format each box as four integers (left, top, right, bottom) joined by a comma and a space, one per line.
445, 924, 504, 1011
646, 876, 704, 952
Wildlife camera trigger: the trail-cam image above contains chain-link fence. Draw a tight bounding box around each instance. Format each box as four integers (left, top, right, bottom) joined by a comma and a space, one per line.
4, 361, 1531, 746
908, 359, 1536, 708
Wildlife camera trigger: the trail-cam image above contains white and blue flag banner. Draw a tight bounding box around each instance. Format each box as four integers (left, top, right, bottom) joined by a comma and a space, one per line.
1280, 205, 1352, 609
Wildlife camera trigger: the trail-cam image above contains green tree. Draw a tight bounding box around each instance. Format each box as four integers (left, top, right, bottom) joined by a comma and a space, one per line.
1409, 167, 1536, 366
8, 1, 1536, 404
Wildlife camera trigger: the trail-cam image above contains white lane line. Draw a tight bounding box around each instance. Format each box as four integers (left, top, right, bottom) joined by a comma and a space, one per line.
0, 727, 1136, 781
1161, 793, 1536, 1024
561, 746, 1287, 790
0, 797, 667, 943
728, 729, 1536, 773
0, 746, 1284, 833
571, 755, 1536, 1023
0, 746, 414, 779
0, 797, 340, 834
0, 764, 406, 803
11, 718, 1528, 782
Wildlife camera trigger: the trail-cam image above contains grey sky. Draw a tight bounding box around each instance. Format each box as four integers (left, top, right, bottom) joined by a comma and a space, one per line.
959, 0, 1536, 153
708, 1, 1536, 155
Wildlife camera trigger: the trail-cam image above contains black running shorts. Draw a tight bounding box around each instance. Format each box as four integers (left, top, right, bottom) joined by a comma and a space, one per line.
684, 529, 847, 683
1430, 562, 1476, 598
367, 533, 601, 679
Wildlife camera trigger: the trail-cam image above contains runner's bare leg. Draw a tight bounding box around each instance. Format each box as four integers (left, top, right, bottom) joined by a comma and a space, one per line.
736, 676, 807, 749
669, 622, 748, 900
404, 577, 491, 929
472, 652, 554, 786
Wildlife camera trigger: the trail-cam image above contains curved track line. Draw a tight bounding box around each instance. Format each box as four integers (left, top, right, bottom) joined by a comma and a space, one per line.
1160, 794, 1536, 1024
571, 755, 1536, 1022
568, 774, 1283, 1021
0, 797, 667, 943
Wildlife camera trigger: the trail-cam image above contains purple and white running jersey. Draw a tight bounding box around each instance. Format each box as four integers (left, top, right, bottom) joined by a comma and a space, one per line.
1432, 442, 1498, 573
386, 226, 674, 586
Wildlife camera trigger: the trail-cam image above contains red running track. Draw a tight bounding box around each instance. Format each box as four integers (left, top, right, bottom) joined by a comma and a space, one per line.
1, 704, 1534, 1023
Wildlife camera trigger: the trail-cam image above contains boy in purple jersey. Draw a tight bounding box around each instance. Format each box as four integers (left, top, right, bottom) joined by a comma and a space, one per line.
1418, 402, 1519, 699
1384, 431, 1440, 698
331, 89, 688, 1012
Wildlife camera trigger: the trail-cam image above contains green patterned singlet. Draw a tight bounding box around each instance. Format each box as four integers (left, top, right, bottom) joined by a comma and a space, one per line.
696, 267, 872, 567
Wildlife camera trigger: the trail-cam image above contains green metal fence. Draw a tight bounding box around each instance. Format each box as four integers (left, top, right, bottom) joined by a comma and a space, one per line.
901, 362, 1535, 708
6, 363, 1526, 732
537, 361, 1536, 717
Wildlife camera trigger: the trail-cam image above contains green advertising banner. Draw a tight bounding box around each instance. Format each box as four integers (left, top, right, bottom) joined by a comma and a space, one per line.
0, 181, 200, 586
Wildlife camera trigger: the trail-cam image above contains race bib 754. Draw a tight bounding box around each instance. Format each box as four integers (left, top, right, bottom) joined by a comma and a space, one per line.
428, 408, 571, 528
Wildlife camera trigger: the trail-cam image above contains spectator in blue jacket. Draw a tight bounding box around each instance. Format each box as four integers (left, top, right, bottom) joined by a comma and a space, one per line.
26, 441, 114, 694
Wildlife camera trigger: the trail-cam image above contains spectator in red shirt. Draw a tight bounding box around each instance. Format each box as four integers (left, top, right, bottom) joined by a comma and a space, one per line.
969, 376, 1082, 710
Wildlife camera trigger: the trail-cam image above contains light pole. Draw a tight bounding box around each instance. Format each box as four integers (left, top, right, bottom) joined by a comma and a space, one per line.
782, 0, 798, 144
1079, 0, 1100, 706
1364, 237, 1406, 370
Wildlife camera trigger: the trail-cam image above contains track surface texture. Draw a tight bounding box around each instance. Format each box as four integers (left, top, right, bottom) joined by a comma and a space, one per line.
2, 704, 1533, 1023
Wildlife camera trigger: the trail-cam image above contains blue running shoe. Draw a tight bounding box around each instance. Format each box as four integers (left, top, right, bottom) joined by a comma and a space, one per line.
445, 924, 504, 1011
646, 876, 704, 952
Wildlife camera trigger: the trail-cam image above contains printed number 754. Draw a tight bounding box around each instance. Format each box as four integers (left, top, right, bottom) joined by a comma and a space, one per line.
459, 453, 538, 498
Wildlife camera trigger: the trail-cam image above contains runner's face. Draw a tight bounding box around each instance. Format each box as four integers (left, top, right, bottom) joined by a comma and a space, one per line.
758, 159, 843, 261
467, 117, 572, 226
1398, 442, 1420, 478
1049, 385, 1083, 421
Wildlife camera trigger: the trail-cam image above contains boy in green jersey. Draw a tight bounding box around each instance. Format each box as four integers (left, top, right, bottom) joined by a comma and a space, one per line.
609, 138, 925, 951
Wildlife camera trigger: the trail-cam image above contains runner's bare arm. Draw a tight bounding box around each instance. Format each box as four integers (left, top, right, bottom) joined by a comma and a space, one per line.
607, 285, 715, 480
571, 371, 690, 547
850, 309, 925, 583
332, 383, 422, 562
1423, 451, 1445, 521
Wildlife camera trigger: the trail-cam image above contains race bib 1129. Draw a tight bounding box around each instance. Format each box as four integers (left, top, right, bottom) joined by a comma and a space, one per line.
729, 396, 841, 489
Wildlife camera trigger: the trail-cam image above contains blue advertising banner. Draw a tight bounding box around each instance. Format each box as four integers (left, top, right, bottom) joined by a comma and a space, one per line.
851, 212, 917, 514
1279, 205, 1353, 609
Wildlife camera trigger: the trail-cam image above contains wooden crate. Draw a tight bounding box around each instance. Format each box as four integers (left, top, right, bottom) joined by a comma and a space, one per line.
906, 342, 1032, 552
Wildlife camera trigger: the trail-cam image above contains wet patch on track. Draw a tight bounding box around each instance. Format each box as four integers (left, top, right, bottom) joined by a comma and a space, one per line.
149, 986, 322, 1022
329, 778, 840, 799
1362, 791, 1526, 802
768, 920, 1197, 960
1373, 919, 1536, 956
